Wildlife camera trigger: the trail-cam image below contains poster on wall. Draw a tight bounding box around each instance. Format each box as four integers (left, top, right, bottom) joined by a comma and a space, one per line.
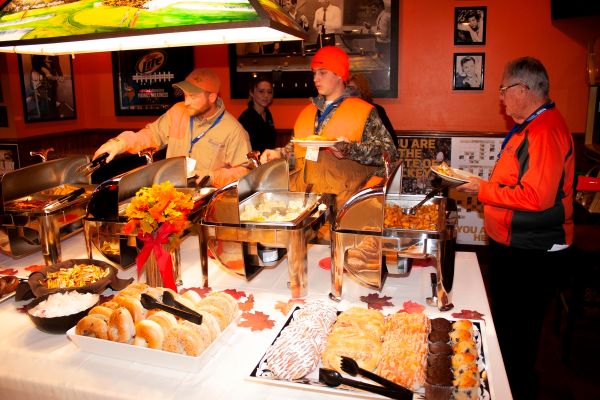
398, 137, 452, 194
449, 137, 503, 245
18, 55, 76, 123
0, 143, 19, 175
112, 47, 194, 116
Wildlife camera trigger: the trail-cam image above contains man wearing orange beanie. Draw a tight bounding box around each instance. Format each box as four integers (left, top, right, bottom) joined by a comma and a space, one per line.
261, 46, 398, 209
94, 68, 252, 188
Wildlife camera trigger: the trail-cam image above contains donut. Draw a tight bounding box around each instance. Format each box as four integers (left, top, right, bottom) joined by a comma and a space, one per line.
101, 301, 121, 310
76, 315, 109, 340
163, 325, 203, 356
147, 310, 178, 333
114, 295, 146, 323
108, 307, 135, 343
195, 304, 228, 330
88, 305, 114, 320
180, 290, 202, 307
133, 319, 164, 349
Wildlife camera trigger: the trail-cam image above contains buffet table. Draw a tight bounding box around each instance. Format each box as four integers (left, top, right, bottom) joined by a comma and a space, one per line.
0, 234, 511, 400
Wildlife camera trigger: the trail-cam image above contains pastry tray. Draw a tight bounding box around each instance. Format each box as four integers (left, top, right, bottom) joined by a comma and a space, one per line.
67, 315, 238, 372
247, 308, 492, 399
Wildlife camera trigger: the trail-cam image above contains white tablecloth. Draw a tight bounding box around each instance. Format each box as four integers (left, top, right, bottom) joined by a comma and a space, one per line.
0, 234, 511, 400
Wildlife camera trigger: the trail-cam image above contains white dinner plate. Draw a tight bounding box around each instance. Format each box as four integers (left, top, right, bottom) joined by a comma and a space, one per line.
291, 139, 340, 148
430, 166, 479, 184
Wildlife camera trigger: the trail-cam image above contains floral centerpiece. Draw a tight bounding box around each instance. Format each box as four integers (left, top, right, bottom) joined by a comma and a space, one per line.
123, 181, 193, 290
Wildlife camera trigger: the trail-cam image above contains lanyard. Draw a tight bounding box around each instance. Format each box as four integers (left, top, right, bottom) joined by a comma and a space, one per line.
315, 96, 345, 133
498, 102, 555, 158
188, 111, 224, 155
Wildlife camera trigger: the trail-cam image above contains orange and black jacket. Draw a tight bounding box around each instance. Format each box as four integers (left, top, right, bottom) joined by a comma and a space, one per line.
479, 105, 574, 250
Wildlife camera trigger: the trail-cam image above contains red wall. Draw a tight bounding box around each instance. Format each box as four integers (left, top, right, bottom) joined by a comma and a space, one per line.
2, 0, 599, 138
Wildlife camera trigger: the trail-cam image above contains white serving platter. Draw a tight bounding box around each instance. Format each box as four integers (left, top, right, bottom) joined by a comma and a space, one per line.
291, 139, 340, 148
430, 166, 480, 184
247, 310, 492, 399
67, 316, 237, 372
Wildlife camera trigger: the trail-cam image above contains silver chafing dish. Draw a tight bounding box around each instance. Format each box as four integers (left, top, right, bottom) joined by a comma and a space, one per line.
83, 157, 215, 274
330, 164, 457, 310
0, 156, 94, 265
200, 159, 329, 298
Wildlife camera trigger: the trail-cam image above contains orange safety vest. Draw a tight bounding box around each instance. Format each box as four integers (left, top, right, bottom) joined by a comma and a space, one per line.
291, 97, 376, 208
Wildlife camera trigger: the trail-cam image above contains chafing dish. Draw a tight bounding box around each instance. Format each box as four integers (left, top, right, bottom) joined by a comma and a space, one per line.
83, 157, 215, 275
0, 156, 94, 265
200, 159, 329, 298
330, 164, 457, 310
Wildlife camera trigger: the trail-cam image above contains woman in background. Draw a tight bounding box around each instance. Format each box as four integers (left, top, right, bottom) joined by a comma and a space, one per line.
238, 76, 277, 152
347, 73, 397, 147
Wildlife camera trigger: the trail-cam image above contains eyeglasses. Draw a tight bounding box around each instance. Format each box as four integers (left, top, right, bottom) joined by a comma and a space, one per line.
499, 82, 529, 96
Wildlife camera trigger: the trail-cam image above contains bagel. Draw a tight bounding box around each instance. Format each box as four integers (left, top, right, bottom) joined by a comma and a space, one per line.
163, 325, 203, 356
207, 292, 239, 316
117, 287, 143, 300
133, 319, 164, 349
173, 295, 197, 311
101, 301, 121, 310
194, 310, 221, 342
180, 320, 212, 350
147, 310, 178, 333
108, 307, 135, 343
76, 315, 109, 340
127, 282, 149, 292
195, 304, 228, 330
197, 296, 234, 325
143, 287, 165, 301
114, 295, 146, 323
88, 305, 114, 320
181, 290, 202, 306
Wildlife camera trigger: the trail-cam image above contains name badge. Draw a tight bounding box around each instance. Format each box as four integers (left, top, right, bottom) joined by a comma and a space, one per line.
185, 157, 197, 178
305, 146, 319, 162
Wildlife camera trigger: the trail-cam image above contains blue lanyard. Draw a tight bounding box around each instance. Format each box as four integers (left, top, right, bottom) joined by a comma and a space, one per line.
315, 96, 345, 133
498, 102, 555, 158
188, 111, 225, 155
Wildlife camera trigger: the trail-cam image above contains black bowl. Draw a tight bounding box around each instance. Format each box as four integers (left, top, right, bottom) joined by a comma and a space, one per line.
26, 290, 99, 334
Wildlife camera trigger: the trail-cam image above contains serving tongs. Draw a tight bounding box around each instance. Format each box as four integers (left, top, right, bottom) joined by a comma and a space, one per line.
318, 368, 412, 400
140, 293, 202, 325
43, 187, 86, 211
403, 183, 451, 215
340, 356, 413, 398
76, 152, 109, 177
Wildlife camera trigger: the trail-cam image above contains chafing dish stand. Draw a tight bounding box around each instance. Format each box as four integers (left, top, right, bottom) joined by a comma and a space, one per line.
0, 156, 93, 265
201, 159, 328, 298
330, 163, 457, 311
83, 157, 214, 276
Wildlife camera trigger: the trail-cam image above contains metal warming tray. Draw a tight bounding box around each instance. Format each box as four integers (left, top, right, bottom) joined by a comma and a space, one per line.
83, 157, 215, 274
201, 159, 329, 298
331, 163, 457, 310
0, 156, 94, 265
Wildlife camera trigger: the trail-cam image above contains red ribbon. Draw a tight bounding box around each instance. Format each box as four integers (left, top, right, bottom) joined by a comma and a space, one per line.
136, 222, 178, 291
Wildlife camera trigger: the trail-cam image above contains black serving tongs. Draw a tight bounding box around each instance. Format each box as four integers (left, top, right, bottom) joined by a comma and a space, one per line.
43, 187, 86, 210
340, 356, 413, 397
319, 368, 412, 400
76, 152, 109, 177
140, 293, 202, 325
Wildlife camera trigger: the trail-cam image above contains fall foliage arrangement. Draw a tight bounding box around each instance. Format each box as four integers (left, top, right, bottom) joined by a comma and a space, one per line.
124, 181, 193, 290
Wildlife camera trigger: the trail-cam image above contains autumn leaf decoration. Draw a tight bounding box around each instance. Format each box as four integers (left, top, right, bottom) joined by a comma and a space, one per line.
238, 311, 275, 331
398, 300, 425, 314
274, 299, 305, 315
451, 309, 485, 320
0, 268, 18, 276
360, 292, 394, 310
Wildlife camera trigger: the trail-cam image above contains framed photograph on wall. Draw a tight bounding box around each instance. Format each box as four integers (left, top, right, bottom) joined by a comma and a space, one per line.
0, 143, 19, 175
454, 6, 486, 45
453, 53, 485, 90
112, 47, 194, 116
229, 0, 399, 98
18, 55, 76, 123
